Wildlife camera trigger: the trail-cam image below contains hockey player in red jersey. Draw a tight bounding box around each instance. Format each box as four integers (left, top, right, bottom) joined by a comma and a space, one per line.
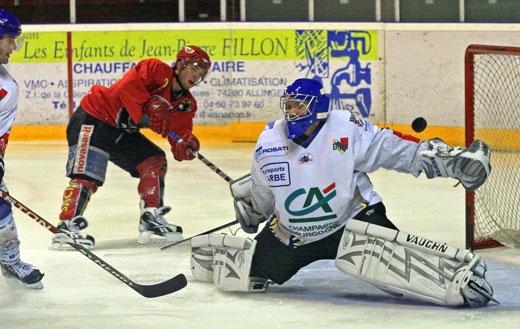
52, 45, 211, 249
0, 9, 44, 288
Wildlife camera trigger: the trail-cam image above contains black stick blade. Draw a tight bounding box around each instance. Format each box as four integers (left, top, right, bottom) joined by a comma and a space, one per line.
136, 274, 188, 298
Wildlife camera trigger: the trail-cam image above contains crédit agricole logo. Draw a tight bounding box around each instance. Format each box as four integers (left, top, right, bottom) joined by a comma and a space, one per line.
284, 182, 337, 223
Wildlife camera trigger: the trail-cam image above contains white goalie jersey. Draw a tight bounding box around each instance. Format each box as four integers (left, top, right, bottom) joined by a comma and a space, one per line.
250, 110, 428, 245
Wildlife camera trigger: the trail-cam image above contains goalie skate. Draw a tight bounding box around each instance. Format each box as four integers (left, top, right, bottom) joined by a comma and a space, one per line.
1, 260, 44, 289
138, 206, 183, 244
51, 216, 95, 250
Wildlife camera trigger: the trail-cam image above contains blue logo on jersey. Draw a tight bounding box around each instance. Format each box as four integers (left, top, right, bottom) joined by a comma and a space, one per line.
255, 145, 289, 162
261, 162, 290, 187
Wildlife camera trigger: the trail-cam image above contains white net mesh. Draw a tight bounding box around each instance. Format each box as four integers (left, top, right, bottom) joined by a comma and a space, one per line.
470, 50, 520, 248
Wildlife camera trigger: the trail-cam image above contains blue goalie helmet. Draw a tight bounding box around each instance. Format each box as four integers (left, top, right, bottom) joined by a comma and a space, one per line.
0, 9, 22, 37
280, 78, 330, 140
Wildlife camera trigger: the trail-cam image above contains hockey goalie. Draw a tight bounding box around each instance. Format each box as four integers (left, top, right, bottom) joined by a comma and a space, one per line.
190, 78, 497, 307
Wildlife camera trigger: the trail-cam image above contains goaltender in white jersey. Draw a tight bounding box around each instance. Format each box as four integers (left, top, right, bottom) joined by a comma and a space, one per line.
191, 78, 496, 307
250, 109, 415, 246
0, 9, 44, 288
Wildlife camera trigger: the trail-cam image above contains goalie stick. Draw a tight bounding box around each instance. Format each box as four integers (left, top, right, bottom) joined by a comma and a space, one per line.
0, 191, 187, 298
161, 219, 239, 250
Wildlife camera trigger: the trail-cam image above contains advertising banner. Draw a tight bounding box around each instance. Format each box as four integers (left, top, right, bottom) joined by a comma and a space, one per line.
10, 29, 381, 125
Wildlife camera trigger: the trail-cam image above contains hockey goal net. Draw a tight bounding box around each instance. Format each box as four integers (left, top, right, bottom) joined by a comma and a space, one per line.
465, 44, 520, 250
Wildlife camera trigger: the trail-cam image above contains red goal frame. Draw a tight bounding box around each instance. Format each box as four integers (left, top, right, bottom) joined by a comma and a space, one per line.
464, 44, 520, 250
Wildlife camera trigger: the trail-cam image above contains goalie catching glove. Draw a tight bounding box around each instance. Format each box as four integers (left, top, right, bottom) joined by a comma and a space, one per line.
230, 174, 267, 234
143, 95, 172, 137
420, 138, 491, 191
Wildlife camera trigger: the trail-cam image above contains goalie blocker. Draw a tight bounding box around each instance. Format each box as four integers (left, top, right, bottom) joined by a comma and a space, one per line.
229, 174, 268, 234
191, 221, 497, 307
336, 219, 498, 307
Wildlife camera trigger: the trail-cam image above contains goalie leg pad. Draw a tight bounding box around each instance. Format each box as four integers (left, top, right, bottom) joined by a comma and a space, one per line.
335, 219, 497, 307
191, 234, 268, 292
191, 235, 214, 282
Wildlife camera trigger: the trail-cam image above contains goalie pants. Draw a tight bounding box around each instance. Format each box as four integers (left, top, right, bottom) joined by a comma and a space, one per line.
66, 107, 165, 184
250, 202, 397, 285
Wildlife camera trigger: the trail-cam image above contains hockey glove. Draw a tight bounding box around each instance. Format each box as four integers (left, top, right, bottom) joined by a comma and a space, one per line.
233, 199, 266, 234
420, 138, 491, 191
230, 174, 267, 234
171, 133, 200, 161
143, 95, 172, 137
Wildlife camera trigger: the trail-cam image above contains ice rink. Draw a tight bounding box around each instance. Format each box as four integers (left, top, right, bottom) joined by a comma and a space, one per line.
1, 140, 520, 329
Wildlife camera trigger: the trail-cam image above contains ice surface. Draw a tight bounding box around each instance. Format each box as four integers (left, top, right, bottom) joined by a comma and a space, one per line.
1, 141, 519, 329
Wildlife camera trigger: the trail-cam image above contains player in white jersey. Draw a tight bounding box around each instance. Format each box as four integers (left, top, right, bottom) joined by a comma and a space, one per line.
0, 8, 44, 288
191, 78, 496, 307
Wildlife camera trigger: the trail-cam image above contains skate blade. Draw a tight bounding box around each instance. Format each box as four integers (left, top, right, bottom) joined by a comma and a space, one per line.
50, 234, 95, 251
137, 231, 183, 244
25, 280, 44, 289
2, 276, 43, 289
137, 231, 153, 244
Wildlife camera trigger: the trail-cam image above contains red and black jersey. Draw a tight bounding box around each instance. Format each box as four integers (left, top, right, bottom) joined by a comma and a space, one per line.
80, 58, 197, 141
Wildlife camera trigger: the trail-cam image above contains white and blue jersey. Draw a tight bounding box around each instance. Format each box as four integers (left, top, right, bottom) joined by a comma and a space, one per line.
250, 110, 427, 245
0, 64, 18, 138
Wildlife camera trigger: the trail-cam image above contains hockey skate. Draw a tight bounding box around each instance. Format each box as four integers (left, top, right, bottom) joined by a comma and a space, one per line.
1, 260, 44, 289
51, 216, 95, 250
138, 206, 183, 244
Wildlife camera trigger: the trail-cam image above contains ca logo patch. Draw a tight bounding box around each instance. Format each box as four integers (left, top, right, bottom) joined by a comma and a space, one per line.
285, 182, 337, 223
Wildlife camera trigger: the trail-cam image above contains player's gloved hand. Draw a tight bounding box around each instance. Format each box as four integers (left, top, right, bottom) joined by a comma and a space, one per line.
143, 95, 172, 137
171, 133, 200, 161
420, 138, 491, 191
230, 174, 267, 234
233, 199, 266, 234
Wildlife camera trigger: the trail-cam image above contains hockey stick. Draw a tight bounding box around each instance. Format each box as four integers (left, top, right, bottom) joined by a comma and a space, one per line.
161, 219, 239, 250
0, 191, 187, 298
168, 130, 233, 183
162, 131, 243, 250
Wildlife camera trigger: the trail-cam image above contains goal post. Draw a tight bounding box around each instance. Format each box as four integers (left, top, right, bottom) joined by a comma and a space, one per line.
465, 44, 520, 250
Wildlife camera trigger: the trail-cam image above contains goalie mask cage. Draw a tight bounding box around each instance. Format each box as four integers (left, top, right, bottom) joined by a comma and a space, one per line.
465, 44, 520, 250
